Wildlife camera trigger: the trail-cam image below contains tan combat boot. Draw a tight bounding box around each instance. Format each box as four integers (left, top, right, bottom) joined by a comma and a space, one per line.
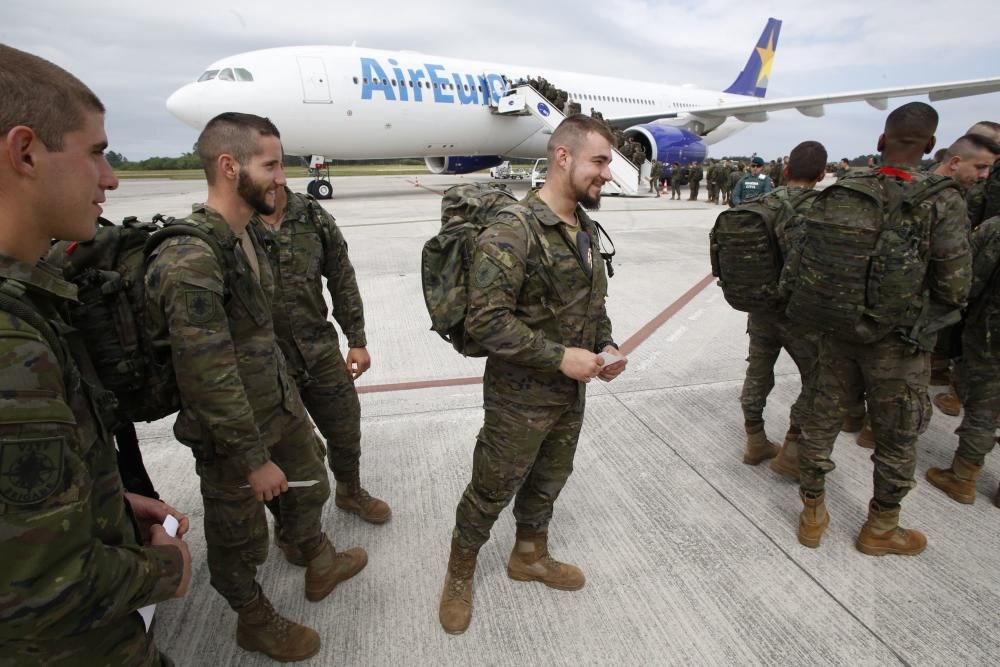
302, 535, 368, 602
926, 454, 983, 504
798, 491, 830, 548
439, 541, 479, 634
770, 429, 800, 481
856, 502, 926, 556
856, 422, 875, 449
743, 422, 779, 465
335, 475, 392, 524
236, 589, 320, 662
932, 390, 962, 417
506, 528, 585, 591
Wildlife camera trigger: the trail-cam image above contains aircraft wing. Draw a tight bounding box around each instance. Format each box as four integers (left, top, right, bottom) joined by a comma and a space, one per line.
608, 76, 1000, 126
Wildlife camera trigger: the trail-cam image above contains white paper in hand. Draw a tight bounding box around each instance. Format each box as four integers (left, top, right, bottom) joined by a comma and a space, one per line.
598, 350, 624, 366
138, 515, 179, 632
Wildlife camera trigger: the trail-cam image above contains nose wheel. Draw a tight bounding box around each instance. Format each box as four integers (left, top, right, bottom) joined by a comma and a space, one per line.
308, 179, 333, 199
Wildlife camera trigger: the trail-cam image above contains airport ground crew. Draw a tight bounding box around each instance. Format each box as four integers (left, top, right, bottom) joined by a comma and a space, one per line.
927, 216, 1000, 508
146, 113, 366, 663
738, 141, 831, 480
688, 161, 703, 200
438, 115, 627, 635
731, 156, 773, 204
795, 103, 971, 557
0, 44, 191, 666
254, 187, 390, 562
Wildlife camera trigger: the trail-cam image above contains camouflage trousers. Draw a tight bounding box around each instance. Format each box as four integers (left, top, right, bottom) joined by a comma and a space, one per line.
671, 180, 682, 198
799, 335, 931, 508
297, 349, 363, 481
194, 402, 330, 609
689, 182, 700, 200
739, 313, 820, 429
954, 347, 1000, 465
453, 393, 585, 550
707, 182, 718, 203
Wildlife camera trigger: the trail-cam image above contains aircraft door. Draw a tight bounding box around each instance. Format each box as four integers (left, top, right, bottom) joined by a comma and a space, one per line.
297, 56, 332, 103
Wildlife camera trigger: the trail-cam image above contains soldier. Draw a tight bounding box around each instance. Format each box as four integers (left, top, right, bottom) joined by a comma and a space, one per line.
930, 134, 1000, 416
736, 141, 830, 480
705, 160, 718, 203
795, 102, 971, 556
688, 161, 704, 200
0, 45, 191, 665
769, 157, 784, 187
731, 156, 773, 205
633, 142, 647, 168
438, 115, 627, 634
835, 158, 851, 180
649, 159, 664, 196
716, 159, 733, 205
145, 113, 367, 662
964, 121, 1000, 228
671, 162, 686, 200
253, 186, 391, 559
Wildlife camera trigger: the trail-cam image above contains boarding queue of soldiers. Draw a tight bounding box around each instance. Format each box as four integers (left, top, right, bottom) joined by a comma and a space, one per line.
4, 43, 1000, 666
721, 106, 1000, 558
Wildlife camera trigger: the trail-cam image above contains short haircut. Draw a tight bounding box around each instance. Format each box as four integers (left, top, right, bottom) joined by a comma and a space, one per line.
786, 140, 828, 181
945, 133, 1000, 160
547, 115, 614, 158
0, 44, 104, 151
967, 120, 1000, 140
884, 102, 938, 148
197, 112, 281, 183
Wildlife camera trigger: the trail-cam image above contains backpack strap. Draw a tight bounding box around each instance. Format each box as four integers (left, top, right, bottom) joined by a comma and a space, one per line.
0, 278, 69, 377
497, 204, 564, 306
143, 220, 237, 297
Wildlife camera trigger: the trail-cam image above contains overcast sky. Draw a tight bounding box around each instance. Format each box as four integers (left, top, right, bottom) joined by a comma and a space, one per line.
4, 0, 999, 161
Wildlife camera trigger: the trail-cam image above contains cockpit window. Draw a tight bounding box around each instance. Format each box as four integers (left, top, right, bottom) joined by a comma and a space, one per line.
197, 69, 219, 82
218, 68, 235, 82
234, 68, 254, 82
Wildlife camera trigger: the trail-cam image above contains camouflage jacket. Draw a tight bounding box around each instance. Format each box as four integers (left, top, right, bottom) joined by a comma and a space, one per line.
466, 190, 614, 406
689, 165, 704, 183
252, 189, 366, 374
963, 216, 1000, 355
146, 205, 299, 474
0, 254, 181, 665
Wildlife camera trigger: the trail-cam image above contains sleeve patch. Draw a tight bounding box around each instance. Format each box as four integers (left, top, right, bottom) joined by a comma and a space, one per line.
474, 258, 503, 288
0, 436, 65, 505
184, 289, 217, 325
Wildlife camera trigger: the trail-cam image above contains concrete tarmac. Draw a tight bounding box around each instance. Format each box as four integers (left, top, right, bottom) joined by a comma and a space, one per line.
121, 174, 1000, 666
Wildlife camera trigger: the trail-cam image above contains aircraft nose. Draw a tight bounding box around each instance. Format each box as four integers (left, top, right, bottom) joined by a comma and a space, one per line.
166, 83, 206, 129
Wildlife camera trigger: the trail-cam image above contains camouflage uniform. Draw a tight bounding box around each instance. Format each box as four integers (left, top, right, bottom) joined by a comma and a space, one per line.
145, 205, 330, 610
649, 161, 664, 195
953, 217, 1000, 464
798, 169, 972, 507
740, 187, 823, 431
453, 191, 614, 549
252, 189, 367, 483
0, 255, 183, 666
688, 163, 704, 200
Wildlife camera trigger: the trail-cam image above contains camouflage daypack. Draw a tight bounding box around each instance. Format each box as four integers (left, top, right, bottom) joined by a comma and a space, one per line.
710, 188, 816, 313
421, 182, 541, 357
46, 215, 230, 423
980, 159, 1000, 224
784, 172, 961, 346
964, 216, 1000, 357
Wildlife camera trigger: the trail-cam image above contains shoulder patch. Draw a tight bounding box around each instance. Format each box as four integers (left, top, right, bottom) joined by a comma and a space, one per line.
474, 258, 503, 288
0, 436, 65, 505
184, 289, 217, 324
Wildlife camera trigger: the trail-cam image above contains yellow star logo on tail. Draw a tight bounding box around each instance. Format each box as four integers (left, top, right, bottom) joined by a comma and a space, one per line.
755, 32, 776, 88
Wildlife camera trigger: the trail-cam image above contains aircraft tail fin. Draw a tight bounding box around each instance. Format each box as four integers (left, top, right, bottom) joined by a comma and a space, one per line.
723, 18, 781, 97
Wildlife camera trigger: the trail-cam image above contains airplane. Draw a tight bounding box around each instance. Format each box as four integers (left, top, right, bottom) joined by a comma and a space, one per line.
166, 18, 1000, 199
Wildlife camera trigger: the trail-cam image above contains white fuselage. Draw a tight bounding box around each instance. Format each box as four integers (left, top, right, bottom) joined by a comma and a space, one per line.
166, 46, 751, 160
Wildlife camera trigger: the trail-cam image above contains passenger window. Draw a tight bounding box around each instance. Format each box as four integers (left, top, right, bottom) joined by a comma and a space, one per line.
234, 68, 254, 82
218, 68, 235, 81
197, 69, 219, 82
391, 79, 397, 86
353, 76, 359, 84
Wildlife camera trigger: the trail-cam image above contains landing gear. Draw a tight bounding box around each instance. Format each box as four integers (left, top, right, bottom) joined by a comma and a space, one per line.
307, 155, 333, 200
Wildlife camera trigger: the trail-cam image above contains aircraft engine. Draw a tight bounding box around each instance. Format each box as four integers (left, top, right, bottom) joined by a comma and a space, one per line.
425, 155, 505, 175
624, 124, 708, 165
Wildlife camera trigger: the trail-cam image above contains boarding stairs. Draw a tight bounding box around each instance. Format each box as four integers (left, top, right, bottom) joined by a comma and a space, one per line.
495, 84, 642, 196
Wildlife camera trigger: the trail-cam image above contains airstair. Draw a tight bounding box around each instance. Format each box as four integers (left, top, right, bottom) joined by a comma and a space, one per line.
495, 84, 642, 196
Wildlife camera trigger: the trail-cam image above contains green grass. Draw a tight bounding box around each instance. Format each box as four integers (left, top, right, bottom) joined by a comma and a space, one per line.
115, 164, 438, 180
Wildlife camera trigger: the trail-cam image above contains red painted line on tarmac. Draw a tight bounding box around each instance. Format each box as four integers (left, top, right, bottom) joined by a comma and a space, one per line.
356, 271, 716, 395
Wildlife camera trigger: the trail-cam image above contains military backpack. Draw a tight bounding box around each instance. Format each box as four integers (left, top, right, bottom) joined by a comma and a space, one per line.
710, 188, 816, 313
783, 172, 961, 346
45, 215, 231, 423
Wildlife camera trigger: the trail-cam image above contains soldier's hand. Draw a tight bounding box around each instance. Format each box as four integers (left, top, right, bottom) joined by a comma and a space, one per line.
247, 461, 288, 502
598, 346, 628, 382
150, 524, 192, 598
559, 347, 602, 383
125, 492, 191, 542
346, 347, 371, 380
